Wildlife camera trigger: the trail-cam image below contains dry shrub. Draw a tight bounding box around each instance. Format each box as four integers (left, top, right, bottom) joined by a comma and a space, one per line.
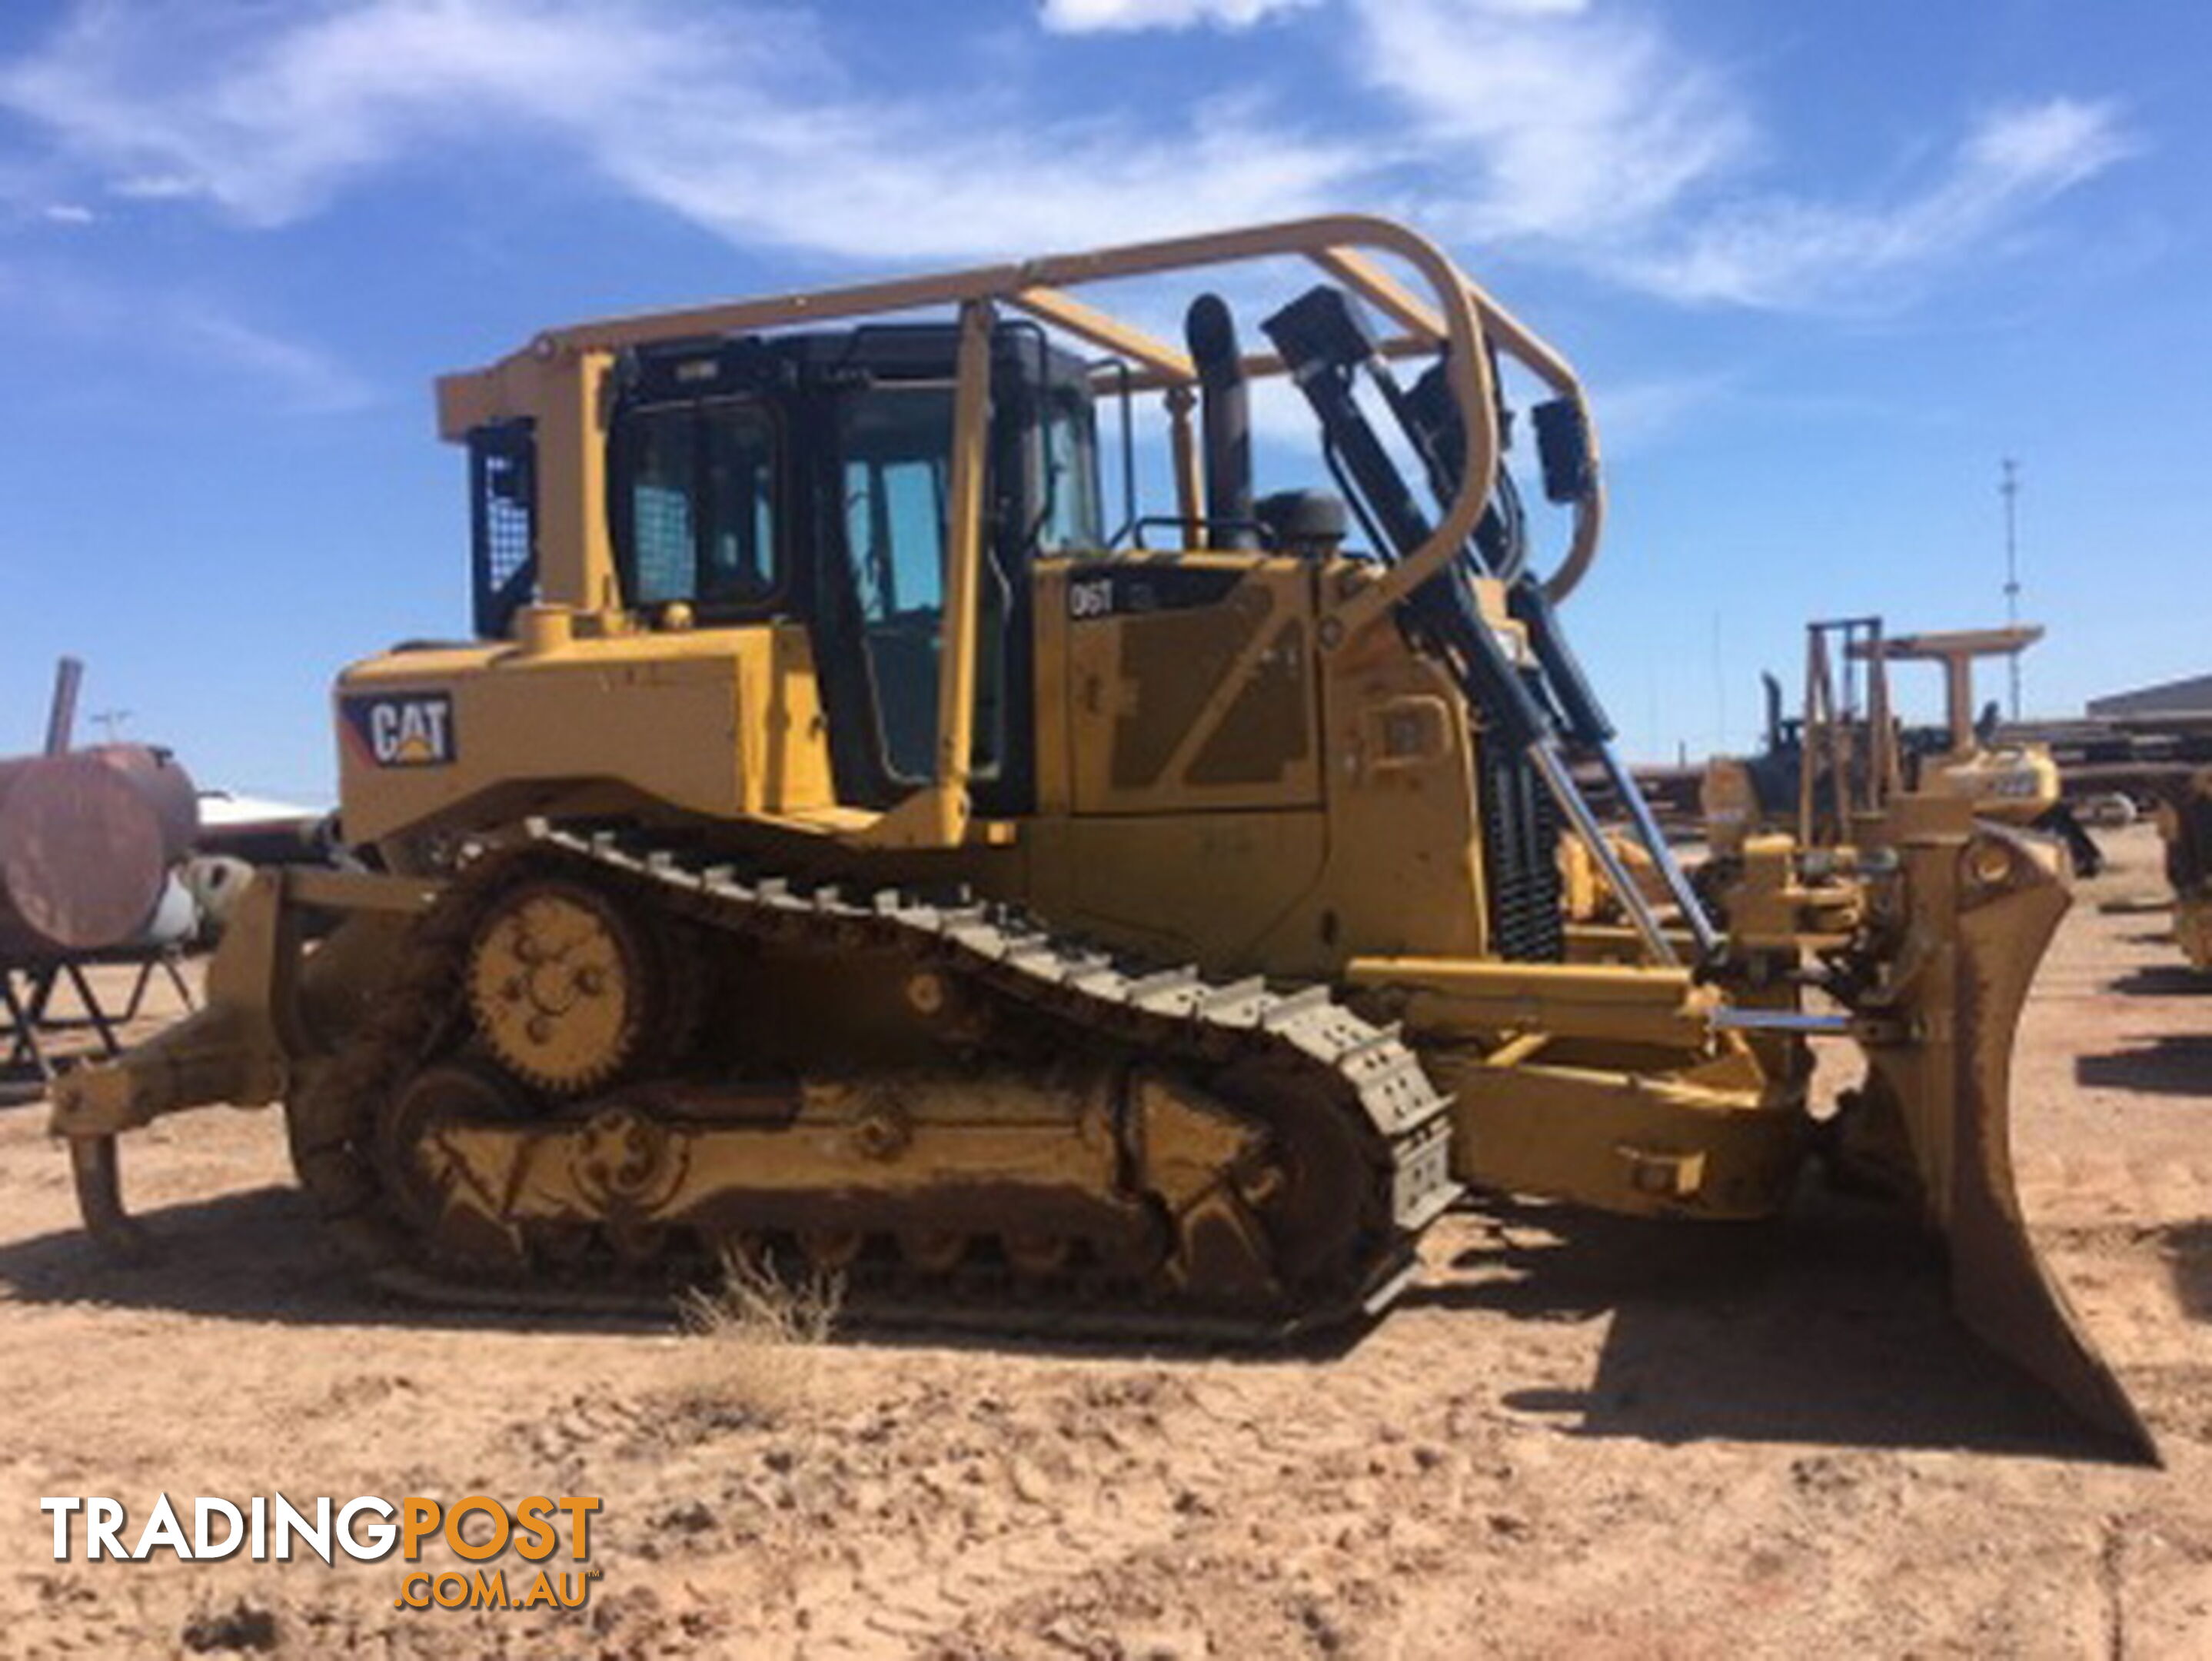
670, 1248, 843, 1425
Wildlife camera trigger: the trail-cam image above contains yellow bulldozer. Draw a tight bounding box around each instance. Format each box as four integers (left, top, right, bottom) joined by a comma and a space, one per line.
50, 215, 2149, 1456
2158, 769, 2212, 973
1703, 617, 2102, 874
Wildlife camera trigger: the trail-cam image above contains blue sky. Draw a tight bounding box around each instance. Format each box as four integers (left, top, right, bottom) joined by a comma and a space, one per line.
0, 0, 2202, 800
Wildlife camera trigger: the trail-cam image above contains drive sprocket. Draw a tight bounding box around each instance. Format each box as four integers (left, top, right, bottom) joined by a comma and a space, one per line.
465, 877, 653, 1094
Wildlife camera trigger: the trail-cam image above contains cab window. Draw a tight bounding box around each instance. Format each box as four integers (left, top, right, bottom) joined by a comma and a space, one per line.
1036, 386, 1104, 554
837, 384, 1003, 784
622, 399, 780, 610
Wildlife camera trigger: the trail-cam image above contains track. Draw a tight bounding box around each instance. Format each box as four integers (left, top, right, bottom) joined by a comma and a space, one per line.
285, 821, 1460, 1340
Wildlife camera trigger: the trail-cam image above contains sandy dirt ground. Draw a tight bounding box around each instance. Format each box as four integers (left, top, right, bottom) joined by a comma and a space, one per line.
2, 824, 2209, 1659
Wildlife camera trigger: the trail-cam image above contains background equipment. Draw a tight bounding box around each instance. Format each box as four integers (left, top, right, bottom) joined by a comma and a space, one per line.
2, 657, 199, 1082
2157, 769, 2212, 972
1703, 618, 2102, 872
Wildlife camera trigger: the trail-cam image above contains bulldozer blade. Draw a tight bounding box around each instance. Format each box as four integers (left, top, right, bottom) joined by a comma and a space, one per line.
1868, 820, 2157, 1462
1946, 867, 2156, 1461
1950, 1130, 2157, 1462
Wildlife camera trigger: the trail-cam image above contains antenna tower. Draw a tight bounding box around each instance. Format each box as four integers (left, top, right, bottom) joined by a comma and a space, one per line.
2001, 458, 2022, 721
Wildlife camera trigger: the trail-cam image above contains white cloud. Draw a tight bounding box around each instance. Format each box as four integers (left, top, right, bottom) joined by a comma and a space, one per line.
1040, 0, 1316, 31
0, 0, 1355, 257
612, 93, 1360, 259
111, 173, 201, 201
1342, 4, 2130, 310
174, 310, 374, 413
1580, 371, 1731, 454
0, 0, 790, 225
1966, 97, 2131, 192
1348, 0, 1752, 243
41, 201, 95, 225
1624, 98, 2135, 308
0, 0, 2136, 317
0, 249, 374, 411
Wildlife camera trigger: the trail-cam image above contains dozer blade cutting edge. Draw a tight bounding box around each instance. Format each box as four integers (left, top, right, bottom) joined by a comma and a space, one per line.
1856, 817, 2157, 1462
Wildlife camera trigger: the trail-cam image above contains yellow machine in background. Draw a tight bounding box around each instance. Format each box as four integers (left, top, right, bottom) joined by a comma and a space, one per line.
2158, 769, 2212, 972
51, 216, 2147, 1456
1704, 618, 2097, 871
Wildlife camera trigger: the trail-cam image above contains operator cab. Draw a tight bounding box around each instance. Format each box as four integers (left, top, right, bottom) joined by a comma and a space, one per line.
470, 323, 1105, 819
610, 325, 1104, 820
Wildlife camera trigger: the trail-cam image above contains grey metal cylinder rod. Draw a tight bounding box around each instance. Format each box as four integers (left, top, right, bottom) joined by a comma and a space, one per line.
1525, 741, 1678, 966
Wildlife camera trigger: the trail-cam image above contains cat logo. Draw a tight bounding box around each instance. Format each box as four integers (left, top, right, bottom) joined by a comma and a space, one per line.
341, 694, 457, 768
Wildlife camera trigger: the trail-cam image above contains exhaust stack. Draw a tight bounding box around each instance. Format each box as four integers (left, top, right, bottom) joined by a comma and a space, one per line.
1185, 294, 1256, 550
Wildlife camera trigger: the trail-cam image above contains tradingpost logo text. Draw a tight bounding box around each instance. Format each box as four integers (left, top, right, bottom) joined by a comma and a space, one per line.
41, 1493, 604, 1613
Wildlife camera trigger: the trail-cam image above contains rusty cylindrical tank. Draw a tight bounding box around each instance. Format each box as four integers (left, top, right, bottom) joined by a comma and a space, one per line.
0, 744, 200, 957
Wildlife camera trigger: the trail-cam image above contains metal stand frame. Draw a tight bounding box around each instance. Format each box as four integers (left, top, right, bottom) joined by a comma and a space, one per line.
1, 950, 195, 1083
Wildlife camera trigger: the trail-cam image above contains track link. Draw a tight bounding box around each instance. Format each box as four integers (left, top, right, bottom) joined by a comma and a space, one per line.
288, 821, 1459, 1340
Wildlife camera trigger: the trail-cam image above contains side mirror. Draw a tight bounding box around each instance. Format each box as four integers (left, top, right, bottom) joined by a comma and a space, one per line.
1532, 397, 1594, 504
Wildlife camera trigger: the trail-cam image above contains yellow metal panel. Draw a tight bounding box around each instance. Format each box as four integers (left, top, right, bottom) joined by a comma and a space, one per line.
1425, 1045, 1805, 1219
338, 626, 833, 845
1025, 555, 1489, 975
1018, 811, 1329, 975
1066, 558, 1321, 815
1309, 617, 1489, 962
758, 625, 836, 813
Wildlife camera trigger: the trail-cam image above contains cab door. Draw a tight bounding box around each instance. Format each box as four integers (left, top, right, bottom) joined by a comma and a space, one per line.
807, 335, 1049, 819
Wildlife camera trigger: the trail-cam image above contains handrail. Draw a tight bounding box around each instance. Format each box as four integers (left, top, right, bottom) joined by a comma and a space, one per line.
440, 214, 1608, 624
